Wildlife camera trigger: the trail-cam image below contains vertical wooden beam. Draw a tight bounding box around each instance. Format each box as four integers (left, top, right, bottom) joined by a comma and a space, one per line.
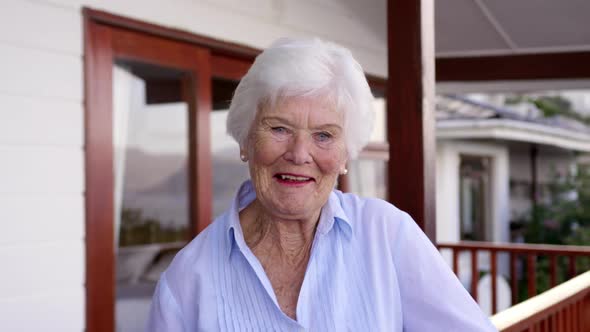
191, 50, 213, 234
387, 0, 436, 241
84, 16, 115, 332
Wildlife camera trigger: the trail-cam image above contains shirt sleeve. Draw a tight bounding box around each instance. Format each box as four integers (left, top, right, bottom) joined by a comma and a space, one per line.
145, 271, 185, 332
392, 212, 498, 332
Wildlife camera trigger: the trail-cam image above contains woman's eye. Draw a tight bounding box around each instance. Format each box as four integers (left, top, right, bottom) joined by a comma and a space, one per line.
315, 132, 332, 142
271, 126, 287, 134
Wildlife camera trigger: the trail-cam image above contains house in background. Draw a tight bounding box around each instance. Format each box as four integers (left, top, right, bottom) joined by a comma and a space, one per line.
2, 0, 590, 331
345, 92, 590, 314
436, 93, 590, 245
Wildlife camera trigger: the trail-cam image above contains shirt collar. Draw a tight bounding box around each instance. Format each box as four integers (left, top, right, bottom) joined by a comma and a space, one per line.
226, 180, 256, 260
225, 180, 353, 259
316, 190, 352, 239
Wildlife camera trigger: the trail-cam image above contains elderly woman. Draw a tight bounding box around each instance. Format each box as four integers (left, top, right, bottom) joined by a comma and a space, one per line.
147, 38, 496, 331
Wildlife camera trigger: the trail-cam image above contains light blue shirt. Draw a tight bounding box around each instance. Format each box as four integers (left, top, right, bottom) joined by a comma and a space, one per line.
147, 180, 497, 331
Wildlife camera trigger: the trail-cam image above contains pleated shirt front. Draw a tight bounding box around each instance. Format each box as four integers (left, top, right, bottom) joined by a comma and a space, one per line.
147, 180, 497, 332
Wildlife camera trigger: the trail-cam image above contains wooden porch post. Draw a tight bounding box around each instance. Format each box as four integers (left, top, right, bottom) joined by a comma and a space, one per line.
387, 0, 436, 242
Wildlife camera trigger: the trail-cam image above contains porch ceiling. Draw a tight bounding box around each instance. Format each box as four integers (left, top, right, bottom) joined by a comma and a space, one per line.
435, 0, 590, 57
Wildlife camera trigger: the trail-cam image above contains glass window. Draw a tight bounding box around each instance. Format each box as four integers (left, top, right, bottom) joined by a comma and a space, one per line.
113, 61, 190, 332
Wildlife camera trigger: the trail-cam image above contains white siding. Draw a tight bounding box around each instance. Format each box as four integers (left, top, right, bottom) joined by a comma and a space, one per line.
1, 0, 82, 55
0, 0, 388, 330
0, 44, 82, 100
0, 94, 83, 147
0, 241, 85, 299
282, 0, 386, 53
0, 195, 84, 246
31, 0, 388, 76
0, 2, 85, 328
0, 287, 85, 332
0, 147, 84, 194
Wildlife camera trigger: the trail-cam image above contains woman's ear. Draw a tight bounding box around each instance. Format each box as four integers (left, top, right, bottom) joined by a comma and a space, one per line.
339, 153, 349, 175
239, 147, 248, 162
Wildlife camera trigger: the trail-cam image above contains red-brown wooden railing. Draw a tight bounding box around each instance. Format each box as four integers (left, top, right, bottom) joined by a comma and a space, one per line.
437, 241, 590, 314
490, 271, 590, 332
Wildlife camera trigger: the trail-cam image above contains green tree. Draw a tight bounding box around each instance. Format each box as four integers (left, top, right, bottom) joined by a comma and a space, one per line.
506, 94, 590, 126
519, 163, 590, 299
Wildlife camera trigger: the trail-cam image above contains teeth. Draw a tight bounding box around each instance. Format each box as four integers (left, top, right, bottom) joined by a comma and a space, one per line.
279, 174, 310, 181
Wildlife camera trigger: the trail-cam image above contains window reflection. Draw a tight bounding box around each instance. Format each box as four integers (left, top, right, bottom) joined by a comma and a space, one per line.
210, 108, 250, 218
113, 62, 189, 332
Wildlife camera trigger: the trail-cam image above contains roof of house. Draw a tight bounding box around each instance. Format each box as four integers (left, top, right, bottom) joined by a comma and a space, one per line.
435, 95, 590, 152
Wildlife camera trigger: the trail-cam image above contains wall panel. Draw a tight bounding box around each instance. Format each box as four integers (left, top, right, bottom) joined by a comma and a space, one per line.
0, 0, 82, 55
0, 241, 84, 299
0, 147, 83, 194
0, 44, 82, 101
0, 195, 84, 245
0, 287, 85, 332
0, 94, 83, 147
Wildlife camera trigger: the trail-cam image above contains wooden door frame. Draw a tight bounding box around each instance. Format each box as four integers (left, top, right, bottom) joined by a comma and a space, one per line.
83, 8, 259, 332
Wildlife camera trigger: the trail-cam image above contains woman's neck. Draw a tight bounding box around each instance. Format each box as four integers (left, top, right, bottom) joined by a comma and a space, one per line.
240, 200, 320, 265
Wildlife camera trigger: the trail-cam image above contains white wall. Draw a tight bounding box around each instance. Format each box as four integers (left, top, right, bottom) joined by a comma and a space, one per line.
0, 0, 387, 330
436, 140, 510, 244
0, 0, 84, 330
436, 140, 511, 302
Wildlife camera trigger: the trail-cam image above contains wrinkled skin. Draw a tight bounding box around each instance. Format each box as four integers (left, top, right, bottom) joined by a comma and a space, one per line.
243, 96, 348, 223
239, 96, 349, 319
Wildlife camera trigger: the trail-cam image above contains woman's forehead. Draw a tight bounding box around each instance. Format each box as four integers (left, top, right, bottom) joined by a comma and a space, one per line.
260, 96, 342, 121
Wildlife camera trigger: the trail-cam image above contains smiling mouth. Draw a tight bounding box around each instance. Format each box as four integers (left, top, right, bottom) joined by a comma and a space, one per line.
274, 173, 315, 183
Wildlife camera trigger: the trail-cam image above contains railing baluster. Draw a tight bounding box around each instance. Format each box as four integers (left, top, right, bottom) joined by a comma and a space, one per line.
542, 316, 548, 332
452, 248, 459, 276
491, 250, 498, 314
560, 307, 565, 332
550, 255, 557, 287
573, 302, 579, 332
573, 303, 576, 332
435, 240, 590, 330
471, 248, 478, 302
527, 254, 537, 297
568, 256, 576, 278
577, 299, 590, 332
563, 305, 572, 331
573, 302, 578, 332
511, 252, 518, 305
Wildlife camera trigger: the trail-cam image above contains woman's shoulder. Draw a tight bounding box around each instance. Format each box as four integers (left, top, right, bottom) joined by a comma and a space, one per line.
333, 190, 406, 218
163, 212, 229, 285
332, 190, 412, 233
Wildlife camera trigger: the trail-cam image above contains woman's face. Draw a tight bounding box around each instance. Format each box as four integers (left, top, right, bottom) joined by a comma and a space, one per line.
245, 96, 348, 221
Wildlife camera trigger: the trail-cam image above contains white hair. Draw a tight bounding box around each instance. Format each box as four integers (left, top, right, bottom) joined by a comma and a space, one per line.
226, 37, 375, 159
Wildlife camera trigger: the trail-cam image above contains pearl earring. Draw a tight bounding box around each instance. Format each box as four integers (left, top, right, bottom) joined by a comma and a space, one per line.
341, 168, 348, 175
240, 153, 247, 162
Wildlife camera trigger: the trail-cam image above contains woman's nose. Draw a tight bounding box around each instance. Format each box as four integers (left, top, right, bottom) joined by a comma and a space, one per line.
284, 133, 312, 164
